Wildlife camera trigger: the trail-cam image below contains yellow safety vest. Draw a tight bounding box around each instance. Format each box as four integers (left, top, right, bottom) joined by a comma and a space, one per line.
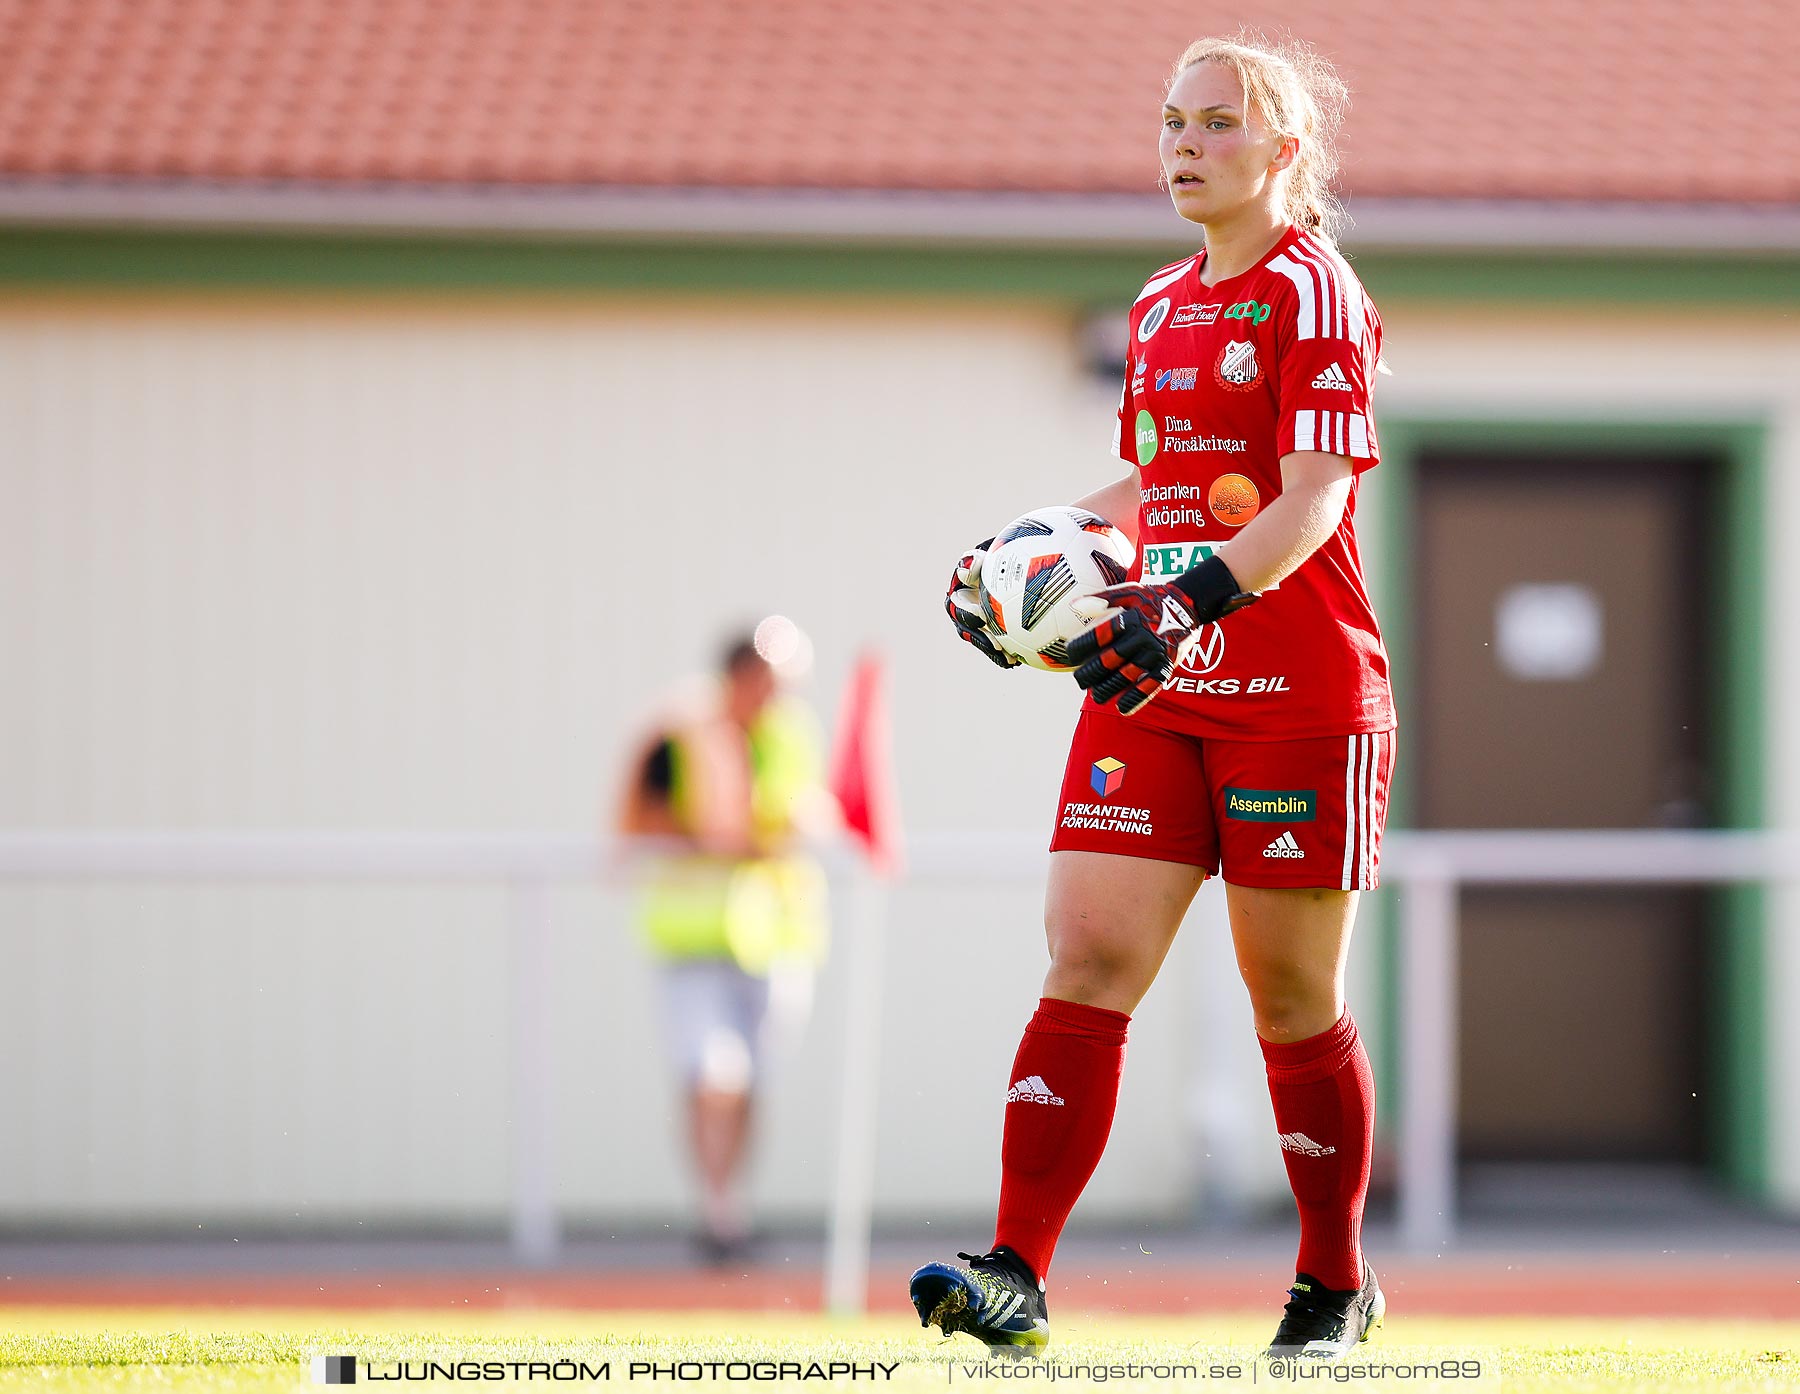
638, 698, 829, 974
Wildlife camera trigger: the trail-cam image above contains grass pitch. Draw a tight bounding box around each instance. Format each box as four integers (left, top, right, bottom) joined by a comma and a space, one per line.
2, 1307, 1798, 1392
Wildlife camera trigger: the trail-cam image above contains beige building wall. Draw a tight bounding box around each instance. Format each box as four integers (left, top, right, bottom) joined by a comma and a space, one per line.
0, 290, 1272, 1228
3, 289, 1796, 1227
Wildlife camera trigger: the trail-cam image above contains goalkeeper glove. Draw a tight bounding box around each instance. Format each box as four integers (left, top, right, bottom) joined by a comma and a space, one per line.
1065, 554, 1257, 716
944, 537, 1021, 670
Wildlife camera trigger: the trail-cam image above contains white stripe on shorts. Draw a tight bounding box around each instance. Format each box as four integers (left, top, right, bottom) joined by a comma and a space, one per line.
1359, 732, 1377, 890
1341, 734, 1361, 890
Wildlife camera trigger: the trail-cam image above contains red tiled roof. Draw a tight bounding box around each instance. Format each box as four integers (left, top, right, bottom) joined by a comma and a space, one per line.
0, 0, 1794, 204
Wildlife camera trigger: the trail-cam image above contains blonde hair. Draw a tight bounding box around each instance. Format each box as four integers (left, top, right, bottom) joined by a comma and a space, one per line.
1172, 33, 1350, 244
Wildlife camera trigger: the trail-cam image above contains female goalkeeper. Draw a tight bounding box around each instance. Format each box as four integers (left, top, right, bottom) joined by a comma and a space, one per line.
911, 32, 1395, 1361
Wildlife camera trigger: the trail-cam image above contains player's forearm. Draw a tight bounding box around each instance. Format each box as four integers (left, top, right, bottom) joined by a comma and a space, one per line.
1216, 476, 1351, 594
1071, 470, 1142, 547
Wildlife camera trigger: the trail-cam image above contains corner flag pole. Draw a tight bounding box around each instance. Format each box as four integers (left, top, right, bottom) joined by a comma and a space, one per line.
824, 652, 903, 1316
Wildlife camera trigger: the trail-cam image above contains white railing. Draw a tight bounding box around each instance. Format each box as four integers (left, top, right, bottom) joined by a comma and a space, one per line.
2, 828, 1795, 1289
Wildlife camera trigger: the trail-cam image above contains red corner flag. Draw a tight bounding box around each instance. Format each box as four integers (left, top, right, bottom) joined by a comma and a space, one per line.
829, 650, 904, 878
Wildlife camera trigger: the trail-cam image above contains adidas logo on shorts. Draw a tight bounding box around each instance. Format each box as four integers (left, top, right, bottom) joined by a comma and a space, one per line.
1279, 1131, 1338, 1157
1311, 362, 1354, 391
1263, 830, 1305, 859
1006, 1075, 1065, 1106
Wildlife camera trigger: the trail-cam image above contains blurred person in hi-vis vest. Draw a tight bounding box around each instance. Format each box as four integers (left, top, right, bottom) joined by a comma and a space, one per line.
615, 617, 833, 1262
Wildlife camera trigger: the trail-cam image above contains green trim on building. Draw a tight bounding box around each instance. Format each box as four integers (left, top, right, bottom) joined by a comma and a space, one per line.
1, 227, 1798, 305
1373, 416, 1771, 1197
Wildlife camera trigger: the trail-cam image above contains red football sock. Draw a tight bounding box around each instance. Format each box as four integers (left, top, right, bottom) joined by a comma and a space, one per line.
992, 997, 1130, 1281
1258, 1010, 1375, 1291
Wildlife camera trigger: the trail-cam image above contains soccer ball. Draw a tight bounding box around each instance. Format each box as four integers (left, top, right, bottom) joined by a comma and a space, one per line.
977, 506, 1136, 671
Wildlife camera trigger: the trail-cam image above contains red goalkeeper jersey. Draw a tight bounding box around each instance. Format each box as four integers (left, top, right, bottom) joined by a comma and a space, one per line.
1107, 225, 1395, 741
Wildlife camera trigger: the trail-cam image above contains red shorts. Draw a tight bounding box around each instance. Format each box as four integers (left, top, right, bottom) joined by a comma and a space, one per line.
1049, 703, 1396, 890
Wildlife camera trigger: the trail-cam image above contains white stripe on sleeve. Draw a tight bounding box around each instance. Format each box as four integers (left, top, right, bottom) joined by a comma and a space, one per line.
1295, 409, 1316, 452
1349, 413, 1370, 458
1288, 239, 1342, 340
1268, 254, 1319, 339
1299, 233, 1367, 347
1134, 257, 1197, 303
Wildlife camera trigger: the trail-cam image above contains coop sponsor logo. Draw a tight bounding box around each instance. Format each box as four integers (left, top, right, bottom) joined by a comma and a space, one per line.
1224, 298, 1273, 325
1172, 302, 1222, 327
1225, 787, 1318, 822
1060, 802, 1154, 836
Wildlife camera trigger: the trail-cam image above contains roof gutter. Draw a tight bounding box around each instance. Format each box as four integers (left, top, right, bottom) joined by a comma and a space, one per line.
0, 179, 1796, 256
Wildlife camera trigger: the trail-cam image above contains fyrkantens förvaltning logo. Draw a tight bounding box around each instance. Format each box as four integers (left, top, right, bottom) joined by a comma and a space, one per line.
1226, 788, 1318, 822
1090, 757, 1127, 799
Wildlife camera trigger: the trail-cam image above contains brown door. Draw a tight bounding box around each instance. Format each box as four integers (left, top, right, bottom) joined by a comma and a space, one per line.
1414, 452, 1713, 1163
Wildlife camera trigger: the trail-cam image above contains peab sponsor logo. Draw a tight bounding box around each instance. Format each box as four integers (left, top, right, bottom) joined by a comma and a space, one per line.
1172, 302, 1222, 327
1140, 537, 1228, 578
1225, 788, 1318, 822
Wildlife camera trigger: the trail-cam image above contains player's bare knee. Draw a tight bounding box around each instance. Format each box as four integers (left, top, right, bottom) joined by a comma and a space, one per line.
1044, 928, 1156, 1008
1247, 983, 1342, 1042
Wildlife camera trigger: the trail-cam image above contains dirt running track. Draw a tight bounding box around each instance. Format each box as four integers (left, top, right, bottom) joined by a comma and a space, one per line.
4, 1259, 1797, 1319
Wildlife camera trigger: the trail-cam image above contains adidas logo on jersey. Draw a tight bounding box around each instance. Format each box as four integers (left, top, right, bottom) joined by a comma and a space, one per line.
1311, 362, 1354, 391
1279, 1131, 1338, 1157
1007, 1075, 1065, 1106
1263, 831, 1305, 859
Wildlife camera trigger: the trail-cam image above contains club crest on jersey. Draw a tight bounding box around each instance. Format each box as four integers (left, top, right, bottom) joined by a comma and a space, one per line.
1137, 297, 1172, 342
1215, 339, 1261, 391
1173, 302, 1221, 327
